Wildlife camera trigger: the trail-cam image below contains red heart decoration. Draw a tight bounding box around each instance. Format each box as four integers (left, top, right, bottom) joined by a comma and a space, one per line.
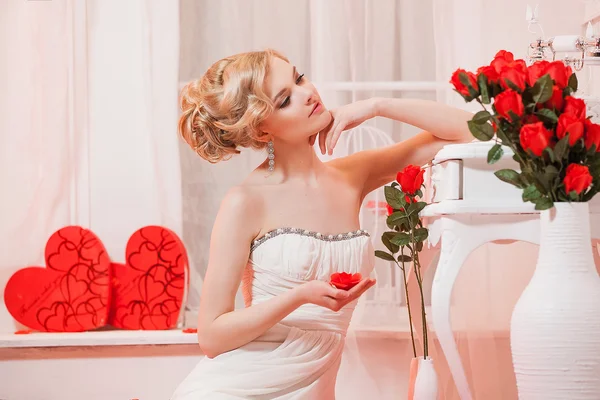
4, 226, 111, 332
109, 226, 189, 330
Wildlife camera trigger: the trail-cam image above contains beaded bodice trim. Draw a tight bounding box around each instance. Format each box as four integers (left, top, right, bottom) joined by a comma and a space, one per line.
250, 227, 370, 252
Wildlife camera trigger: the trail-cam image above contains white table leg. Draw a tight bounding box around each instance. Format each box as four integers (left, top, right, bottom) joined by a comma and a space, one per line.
431, 225, 478, 400
430, 214, 540, 400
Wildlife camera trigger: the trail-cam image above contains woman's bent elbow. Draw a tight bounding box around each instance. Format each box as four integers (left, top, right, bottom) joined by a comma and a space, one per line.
197, 332, 219, 359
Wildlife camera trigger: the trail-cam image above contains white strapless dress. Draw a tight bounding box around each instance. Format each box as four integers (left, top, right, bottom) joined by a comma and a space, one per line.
171, 227, 375, 400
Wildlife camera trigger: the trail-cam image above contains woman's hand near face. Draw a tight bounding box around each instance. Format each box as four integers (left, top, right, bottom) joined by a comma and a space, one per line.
310, 98, 379, 155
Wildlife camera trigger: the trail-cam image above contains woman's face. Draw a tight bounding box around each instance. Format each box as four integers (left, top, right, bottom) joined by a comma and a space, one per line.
259, 57, 332, 144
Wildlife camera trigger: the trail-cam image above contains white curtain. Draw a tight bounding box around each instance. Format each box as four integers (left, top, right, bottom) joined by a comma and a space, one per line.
178, 0, 437, 308
0, 0, 182, 330
178, 1, 439, 398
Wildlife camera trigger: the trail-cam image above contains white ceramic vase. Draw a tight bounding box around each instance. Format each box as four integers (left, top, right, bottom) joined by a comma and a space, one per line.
413, 357, 438, 400
510, 202, 600, 399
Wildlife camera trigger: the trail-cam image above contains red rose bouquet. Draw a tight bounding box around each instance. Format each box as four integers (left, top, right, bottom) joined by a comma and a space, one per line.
450, 50, 600, 209
376, 164, 430, 359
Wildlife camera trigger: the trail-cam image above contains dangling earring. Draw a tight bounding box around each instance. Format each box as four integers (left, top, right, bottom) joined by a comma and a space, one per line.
267, 140, 275, 172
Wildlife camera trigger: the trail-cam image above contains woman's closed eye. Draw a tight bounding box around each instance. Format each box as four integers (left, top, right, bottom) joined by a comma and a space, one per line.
279, 74, 305, 109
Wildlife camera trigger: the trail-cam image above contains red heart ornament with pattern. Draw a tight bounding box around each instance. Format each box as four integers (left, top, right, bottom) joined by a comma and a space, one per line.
109, 226, 189, 330
4, 226, 111, 332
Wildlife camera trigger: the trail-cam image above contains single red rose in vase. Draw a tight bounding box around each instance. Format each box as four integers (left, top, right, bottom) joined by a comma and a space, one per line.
563, 164, 593, 195
520, 122, 553, 156
495, 89, 525, 121
330, 272, 362, 291
396, 165, 425, 195
584, 120, 600, 152
450, 69, 478, 97
557, 113, 585, 146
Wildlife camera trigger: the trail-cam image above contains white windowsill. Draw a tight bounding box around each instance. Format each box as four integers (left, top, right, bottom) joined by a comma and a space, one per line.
0, 329, 199, 349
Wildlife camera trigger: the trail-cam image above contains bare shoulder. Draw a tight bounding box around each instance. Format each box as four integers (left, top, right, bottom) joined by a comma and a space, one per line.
214, 184, 264, 242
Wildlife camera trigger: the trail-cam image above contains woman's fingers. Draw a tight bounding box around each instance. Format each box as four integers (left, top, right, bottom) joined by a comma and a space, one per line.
346, 278, 376, 300
318, 129, 328, 155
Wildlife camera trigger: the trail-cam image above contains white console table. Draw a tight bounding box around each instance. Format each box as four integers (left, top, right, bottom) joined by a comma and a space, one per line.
422, 142, 600, 399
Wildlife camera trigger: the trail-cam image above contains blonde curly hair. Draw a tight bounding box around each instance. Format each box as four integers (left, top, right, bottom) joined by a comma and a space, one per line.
178, 49, 289, 163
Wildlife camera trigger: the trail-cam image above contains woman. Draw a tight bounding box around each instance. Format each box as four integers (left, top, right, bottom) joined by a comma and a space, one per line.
172, 49, 472, 399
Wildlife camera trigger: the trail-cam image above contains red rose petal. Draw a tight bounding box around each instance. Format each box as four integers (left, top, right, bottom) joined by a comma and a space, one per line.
330, 272, 362, 291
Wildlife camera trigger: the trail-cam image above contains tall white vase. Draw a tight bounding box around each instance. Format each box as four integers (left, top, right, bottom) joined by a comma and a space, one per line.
413, 357, 438, 400
510, 202, 600, 399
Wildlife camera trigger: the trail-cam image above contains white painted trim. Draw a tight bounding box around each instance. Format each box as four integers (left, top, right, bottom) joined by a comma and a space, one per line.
0, 330, 199, 348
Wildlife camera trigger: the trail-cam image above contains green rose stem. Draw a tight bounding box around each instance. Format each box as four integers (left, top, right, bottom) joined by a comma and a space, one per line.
395, 254, 417, 358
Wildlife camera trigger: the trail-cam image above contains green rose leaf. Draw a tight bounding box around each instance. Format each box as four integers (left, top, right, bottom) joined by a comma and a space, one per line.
472, 110, 492, 125
390, 232, 411, 247
382, 231, 400, 254
375, 250, 396, 262
536, 108, 558, 124
384, 186, 407, 209
494, 169, 524, 188
397, 254, 412, 263
487, 143, 504, 164
532, 74, 554, 104
413, 227, 429, 242
468, 120, 494, 141
534, 196, 554, 210
478, 74, 491, 104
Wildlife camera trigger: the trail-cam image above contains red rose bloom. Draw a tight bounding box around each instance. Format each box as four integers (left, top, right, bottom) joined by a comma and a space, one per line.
396, 165, 425, 195
330, 272, 362, 291
584, 119, 600, 152
477, 65, 499, 84
450, 69, 478, 97
494, 89, 524, 121
520, 122, 553, 156
527, 60, 550, 87
546, 61, 573, 89
563, 96, 586, 120
557, 113, 584, 146
523, 114, 541, 125
563, 164, 593, 195
491, 50, 516, 74
499, 63, 527, 92
544, 86, 564, 111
